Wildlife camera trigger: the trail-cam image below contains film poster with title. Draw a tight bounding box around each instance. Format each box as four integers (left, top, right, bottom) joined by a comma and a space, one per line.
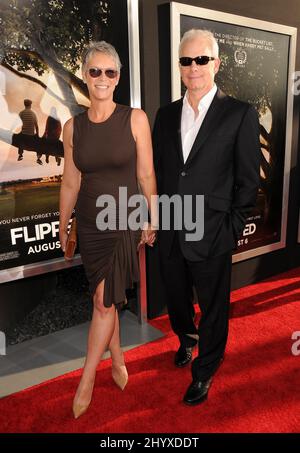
0, 0, 135, 282
172, 3, 296, 262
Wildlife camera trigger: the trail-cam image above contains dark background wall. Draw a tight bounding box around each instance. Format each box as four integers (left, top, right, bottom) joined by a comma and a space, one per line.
140, 0, 300, 317
140, 0, 300, 120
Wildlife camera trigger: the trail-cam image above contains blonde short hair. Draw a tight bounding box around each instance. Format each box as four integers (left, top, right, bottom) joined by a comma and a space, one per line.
81, 41, 122, 73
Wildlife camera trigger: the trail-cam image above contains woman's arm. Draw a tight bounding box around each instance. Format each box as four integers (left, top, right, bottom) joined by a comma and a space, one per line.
131, 108, 158, 246
59, 118, 81, 251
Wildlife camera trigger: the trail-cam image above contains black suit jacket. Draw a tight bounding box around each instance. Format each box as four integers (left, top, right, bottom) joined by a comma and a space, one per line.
153, 88, 261, 261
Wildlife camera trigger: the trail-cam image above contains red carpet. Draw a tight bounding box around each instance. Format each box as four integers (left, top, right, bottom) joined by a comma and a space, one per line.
0, 267, 300, 433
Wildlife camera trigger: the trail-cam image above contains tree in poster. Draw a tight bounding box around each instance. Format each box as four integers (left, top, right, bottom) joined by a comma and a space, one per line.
0, 0, 127, 158
217, 43, 287, 228
0, 0, 118, 115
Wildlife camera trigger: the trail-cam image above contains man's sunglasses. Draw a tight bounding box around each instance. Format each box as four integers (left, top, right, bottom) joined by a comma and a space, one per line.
88, 68, 118, 79
179, 56, 215, 66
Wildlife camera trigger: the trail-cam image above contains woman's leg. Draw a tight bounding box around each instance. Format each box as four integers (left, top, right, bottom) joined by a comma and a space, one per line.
73, 279, 116, 418
108, 310, 124, 364
108, 310, 128, 390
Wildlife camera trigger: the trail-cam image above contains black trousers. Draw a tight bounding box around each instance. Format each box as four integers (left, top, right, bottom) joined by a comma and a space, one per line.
159, 233, 232, 381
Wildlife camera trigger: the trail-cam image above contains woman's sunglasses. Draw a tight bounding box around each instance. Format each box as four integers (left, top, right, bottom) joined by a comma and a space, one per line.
179, 56, 215, 66
88, 68, 118, 79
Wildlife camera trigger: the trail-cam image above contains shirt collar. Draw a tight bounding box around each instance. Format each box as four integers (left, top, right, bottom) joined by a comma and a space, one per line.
183, 84, 217, 114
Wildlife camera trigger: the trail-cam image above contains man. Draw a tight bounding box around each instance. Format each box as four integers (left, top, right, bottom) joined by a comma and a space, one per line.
153, 29, 260, 405
18, 99, 42, 164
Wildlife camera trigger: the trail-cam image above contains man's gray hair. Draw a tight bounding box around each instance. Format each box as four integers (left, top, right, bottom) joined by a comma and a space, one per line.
81, 41, 122, 73
179, 29, 219, 58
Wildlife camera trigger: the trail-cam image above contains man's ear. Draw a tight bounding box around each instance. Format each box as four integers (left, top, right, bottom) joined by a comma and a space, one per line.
214, 58, 221, 74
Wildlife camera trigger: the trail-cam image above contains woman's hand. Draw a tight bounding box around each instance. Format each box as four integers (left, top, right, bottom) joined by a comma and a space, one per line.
59, 118, 81, 255
132, 108, 158, 251
59, 228, 68, 253
138, 223, 157, 249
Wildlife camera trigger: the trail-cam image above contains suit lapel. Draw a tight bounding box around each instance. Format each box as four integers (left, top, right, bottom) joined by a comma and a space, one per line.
169, 99, 184, 165
185, 88, 228, 167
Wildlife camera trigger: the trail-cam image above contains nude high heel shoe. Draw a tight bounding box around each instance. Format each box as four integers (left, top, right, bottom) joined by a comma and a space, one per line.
72, 381, 94, 419
112, 363, 128, 390
72, 400, 90, 419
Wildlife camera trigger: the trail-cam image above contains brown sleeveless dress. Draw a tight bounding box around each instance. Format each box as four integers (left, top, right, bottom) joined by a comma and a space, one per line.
73, 104, 141, 307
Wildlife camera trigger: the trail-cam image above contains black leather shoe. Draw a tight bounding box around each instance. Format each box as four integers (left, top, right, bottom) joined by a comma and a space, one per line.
183, 377, 212, 406
174, 346, 194, 367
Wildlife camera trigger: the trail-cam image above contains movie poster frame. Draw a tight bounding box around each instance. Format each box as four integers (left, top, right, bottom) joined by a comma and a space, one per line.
0, 0, 141, 283
170, 2, 297, 263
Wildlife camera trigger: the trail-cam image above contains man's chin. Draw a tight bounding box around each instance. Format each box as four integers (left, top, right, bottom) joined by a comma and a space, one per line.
187, 85, 205, 93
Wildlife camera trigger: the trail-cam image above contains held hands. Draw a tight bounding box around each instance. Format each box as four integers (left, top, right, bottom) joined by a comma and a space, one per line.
138, 222, 157, 249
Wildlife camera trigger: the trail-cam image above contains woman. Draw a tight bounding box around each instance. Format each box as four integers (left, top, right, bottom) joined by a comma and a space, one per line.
43, 106, 62, 166
59, 41, 157, 419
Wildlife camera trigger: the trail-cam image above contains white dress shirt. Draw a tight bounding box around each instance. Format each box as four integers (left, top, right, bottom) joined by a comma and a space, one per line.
181, 84, 217, 163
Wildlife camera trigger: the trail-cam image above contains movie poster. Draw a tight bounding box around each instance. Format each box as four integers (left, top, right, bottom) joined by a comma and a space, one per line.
0, 0, 139, 282
170, 3, 296, 262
